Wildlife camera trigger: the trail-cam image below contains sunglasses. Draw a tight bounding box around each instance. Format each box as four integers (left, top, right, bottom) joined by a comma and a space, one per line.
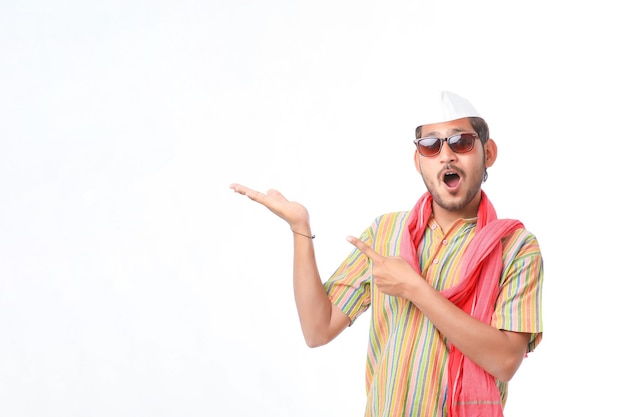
413, 133, 478, 157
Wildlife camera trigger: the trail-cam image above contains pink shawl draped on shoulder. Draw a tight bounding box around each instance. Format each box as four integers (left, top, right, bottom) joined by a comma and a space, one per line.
399, 191, 523, 417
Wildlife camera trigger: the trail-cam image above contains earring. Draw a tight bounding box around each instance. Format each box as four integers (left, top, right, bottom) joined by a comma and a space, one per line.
483, 170, 488, 183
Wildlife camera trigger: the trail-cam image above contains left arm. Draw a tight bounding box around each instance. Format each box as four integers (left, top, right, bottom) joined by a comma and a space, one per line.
346, 235, 530, 382
401, 275, 529, 382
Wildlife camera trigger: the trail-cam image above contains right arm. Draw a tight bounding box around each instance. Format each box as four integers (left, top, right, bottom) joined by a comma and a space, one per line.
230, 183, 351, 347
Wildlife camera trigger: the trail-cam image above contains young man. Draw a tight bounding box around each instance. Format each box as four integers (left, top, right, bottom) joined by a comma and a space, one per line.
230, 91, 543, 417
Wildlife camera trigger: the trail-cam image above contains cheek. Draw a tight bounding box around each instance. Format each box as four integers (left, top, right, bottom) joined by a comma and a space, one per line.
417, 159, 440, 178
469, 157, 487, 179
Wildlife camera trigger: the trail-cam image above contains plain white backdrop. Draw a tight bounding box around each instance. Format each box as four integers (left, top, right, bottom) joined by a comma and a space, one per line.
0, 1, 624, 416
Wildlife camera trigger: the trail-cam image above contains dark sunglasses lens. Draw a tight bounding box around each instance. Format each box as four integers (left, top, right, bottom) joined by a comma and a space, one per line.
448, 134, 475, 153
418, 138, 442, 156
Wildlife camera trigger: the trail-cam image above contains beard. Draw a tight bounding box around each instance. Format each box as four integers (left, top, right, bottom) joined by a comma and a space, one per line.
422, 164, 485, 213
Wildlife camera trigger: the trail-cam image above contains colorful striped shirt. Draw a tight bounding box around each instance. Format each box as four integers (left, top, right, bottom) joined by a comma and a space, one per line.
323, 211, 543, 417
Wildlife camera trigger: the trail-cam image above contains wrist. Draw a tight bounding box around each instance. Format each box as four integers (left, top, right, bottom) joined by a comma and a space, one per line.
291, 228, 315, 239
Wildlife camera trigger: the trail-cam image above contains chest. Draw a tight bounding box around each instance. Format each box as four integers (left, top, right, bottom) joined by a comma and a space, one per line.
416, 223, 476, 291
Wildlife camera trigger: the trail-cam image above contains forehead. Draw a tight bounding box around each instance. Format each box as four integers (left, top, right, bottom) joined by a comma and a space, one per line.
420, 117, 475, 137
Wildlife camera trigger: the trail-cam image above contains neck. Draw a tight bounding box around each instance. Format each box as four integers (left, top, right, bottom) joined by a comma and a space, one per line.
431, 194, 481, 234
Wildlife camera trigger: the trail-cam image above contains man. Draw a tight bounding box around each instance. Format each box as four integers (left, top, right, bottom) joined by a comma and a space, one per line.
230, 90, 543, 417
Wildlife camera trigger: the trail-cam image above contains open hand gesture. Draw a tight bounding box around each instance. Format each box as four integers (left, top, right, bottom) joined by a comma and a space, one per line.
230, 183, 311, 231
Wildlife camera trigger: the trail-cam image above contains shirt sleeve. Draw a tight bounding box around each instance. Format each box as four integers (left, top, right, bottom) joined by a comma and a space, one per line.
323, 224, 374, 325
491, 228, 544, 352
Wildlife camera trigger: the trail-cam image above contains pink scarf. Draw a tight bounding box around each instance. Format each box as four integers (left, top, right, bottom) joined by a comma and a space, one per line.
400, 191, 523, 417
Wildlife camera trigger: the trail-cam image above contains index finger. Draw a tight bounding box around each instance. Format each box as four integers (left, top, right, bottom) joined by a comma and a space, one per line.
230, 183, 254, 196
230, 183, 267, 203
346, 235, 384, 263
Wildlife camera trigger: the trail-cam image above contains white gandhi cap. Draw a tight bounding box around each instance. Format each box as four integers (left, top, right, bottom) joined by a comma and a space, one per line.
414, 90, 483, 129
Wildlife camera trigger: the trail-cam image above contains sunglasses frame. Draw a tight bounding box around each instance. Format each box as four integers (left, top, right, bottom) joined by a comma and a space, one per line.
413, 133, 479, 157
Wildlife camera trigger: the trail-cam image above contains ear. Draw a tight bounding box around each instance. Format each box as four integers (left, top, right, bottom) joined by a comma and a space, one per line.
484, 138, 498, 168
414, 149, 422, 174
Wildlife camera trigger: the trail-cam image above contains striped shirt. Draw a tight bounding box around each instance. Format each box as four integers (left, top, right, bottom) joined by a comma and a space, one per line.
324, 211, 543, 417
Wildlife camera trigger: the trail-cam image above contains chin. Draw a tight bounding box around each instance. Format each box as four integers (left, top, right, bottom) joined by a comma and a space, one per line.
432, 188, 479, 213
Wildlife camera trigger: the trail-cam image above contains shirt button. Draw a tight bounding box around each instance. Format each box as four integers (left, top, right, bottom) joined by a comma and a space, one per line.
442, 239, 448, 245
431, 224, 437, 230
433, 259, 439, 264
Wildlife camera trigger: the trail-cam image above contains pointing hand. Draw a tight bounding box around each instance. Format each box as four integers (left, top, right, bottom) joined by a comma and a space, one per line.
346, 235, 419, 299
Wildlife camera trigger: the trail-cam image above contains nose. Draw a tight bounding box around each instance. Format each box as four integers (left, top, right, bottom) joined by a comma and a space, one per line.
438, 140, 457, 163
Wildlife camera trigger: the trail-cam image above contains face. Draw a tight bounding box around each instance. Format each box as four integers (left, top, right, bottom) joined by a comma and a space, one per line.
414, 118, 497, 216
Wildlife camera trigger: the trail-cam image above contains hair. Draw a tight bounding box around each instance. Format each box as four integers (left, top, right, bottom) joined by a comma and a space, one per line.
415, 117, 490, 144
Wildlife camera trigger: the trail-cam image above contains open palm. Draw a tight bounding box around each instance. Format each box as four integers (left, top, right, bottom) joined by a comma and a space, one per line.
230, 183, 310, 230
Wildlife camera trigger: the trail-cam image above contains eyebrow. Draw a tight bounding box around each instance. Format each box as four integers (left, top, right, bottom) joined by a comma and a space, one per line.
422, 127, 466, 138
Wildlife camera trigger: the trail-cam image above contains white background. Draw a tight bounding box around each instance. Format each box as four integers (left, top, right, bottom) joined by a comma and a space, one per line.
0, 1, 623, 416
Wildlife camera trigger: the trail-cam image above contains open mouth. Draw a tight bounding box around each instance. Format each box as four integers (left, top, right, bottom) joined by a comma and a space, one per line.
443, 171, 461, 188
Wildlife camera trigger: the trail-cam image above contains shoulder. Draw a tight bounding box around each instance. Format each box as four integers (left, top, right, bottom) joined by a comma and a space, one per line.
503, 227, 541, 253
365, 211, 411, 246
501, 226, 543, 267
371, 211, 412, 229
